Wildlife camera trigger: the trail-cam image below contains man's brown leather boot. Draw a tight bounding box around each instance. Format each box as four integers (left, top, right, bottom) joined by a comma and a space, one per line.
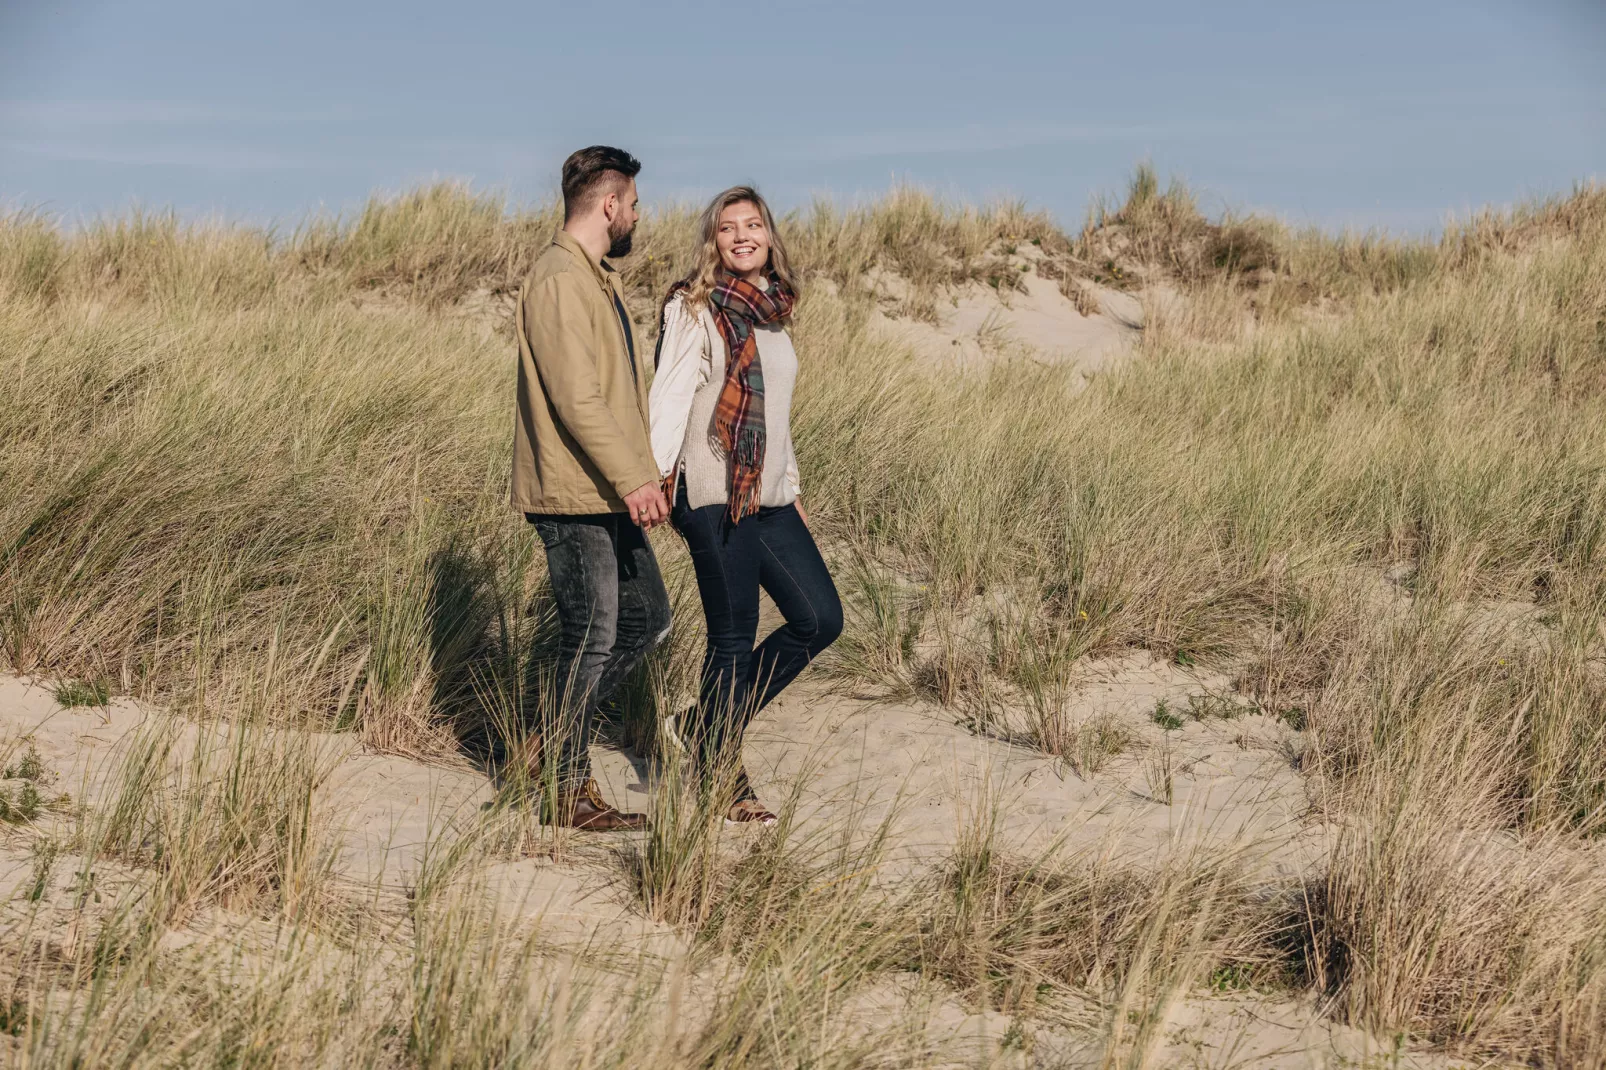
554, 778, 647, 831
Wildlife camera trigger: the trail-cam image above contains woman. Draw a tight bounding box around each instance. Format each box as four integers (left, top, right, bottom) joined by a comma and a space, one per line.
649, 186, 843, 825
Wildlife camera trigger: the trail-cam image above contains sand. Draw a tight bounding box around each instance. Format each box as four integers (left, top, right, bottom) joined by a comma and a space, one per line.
0, 661, 1492, 1068
865, 241, 1158, 379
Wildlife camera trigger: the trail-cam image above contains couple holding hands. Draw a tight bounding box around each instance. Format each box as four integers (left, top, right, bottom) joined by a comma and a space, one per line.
510, 146, 841, 830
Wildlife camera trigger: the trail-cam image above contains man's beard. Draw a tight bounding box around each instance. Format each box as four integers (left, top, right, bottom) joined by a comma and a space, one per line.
606, 219, 635, 259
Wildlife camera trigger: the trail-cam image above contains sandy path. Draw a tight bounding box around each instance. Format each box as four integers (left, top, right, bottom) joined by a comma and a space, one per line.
751, 673, 1312, 881
0, 669, 1489, 1068
0, 661, 1313, 897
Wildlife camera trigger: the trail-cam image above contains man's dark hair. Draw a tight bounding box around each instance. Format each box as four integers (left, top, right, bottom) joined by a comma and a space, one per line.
561, 145, 641, 220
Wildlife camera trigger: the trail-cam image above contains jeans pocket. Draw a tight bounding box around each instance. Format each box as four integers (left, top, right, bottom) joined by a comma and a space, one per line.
534, 519, 572, 553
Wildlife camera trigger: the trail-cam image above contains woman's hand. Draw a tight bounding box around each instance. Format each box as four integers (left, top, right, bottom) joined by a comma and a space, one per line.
794, 497, 809, 528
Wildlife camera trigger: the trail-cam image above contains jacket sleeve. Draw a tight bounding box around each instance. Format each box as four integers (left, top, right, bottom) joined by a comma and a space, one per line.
524, 275, 659, 499
647, 296, 707, 480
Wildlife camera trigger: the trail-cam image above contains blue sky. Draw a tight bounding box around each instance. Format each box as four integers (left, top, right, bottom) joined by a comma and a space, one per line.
2, 0, 1602, 233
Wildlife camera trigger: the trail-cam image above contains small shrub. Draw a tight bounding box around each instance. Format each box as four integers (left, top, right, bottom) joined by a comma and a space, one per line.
0, 998, 27, 1038
1152, 700, 1185, 731
1208, 962, 1256, 993
0, 782, 38, 823
54, 678, 110, 708
5, 743, 44, 781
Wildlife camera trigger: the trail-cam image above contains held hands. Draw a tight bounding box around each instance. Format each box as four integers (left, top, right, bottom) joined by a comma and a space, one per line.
623, 481, 669, 529
626, 484, 803, 529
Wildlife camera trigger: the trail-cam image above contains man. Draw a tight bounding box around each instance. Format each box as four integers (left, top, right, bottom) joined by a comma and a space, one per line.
511, 145, 671, 831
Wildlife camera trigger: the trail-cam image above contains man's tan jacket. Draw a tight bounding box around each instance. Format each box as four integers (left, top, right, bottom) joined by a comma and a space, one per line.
511, 231, 658, 515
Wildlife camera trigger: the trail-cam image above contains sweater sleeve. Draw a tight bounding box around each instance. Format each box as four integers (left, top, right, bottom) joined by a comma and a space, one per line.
785, 452, 802, 497
785, 328, 802, 497
647, 296, 707, 480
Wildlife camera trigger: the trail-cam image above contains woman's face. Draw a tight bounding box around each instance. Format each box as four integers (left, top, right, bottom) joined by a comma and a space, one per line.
715, 201, 771, 280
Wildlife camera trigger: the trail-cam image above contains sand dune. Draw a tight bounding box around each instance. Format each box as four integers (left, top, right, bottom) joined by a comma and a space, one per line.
0, 664, 1475, 1067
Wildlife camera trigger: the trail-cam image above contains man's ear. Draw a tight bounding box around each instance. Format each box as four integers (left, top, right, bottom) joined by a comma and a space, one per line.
599, 189, 618, 223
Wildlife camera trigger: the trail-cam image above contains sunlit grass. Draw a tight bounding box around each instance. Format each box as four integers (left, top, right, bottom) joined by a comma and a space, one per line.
0, 174, 1602, 1065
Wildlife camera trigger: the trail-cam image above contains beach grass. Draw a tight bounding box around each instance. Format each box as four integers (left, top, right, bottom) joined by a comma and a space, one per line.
0, 172, 1603, 1065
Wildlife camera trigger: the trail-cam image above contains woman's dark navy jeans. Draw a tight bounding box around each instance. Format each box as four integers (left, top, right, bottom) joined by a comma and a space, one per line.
671, 485, 842, 759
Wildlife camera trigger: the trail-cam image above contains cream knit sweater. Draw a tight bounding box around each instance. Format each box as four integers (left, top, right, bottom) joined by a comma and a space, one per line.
648, 291, 802, 510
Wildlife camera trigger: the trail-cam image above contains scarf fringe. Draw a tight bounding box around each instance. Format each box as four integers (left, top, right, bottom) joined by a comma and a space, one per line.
727, 478, 762, 523
733, 426, 764, 468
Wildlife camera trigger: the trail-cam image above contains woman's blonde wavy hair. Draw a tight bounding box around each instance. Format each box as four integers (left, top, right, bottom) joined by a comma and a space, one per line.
676, 186, 800, 314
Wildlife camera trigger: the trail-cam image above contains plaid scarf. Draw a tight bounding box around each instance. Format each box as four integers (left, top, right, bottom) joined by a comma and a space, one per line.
708, 273, 795, 521
658, 273, 795, 522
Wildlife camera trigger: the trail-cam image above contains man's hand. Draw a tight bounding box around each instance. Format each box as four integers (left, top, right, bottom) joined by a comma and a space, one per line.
623, 482, 669, 529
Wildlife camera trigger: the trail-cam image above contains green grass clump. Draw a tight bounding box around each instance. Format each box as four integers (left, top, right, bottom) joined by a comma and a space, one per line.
5, 742, 44, 780
1151, 700, 1185, 732
0, 998, 28, 1038
0, 781, 41, 822
1, 744, 56, 824
53, 678, 109, 708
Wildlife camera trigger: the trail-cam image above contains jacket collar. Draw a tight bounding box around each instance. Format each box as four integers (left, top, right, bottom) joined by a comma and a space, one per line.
552, 230, 617, 293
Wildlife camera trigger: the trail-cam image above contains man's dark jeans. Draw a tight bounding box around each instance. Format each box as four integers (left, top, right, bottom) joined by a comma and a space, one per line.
671, 487, 843, 761
529, 512, 671, 790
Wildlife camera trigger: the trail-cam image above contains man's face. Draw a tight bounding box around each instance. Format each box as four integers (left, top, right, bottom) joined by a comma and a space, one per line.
605, 178, 640, 259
